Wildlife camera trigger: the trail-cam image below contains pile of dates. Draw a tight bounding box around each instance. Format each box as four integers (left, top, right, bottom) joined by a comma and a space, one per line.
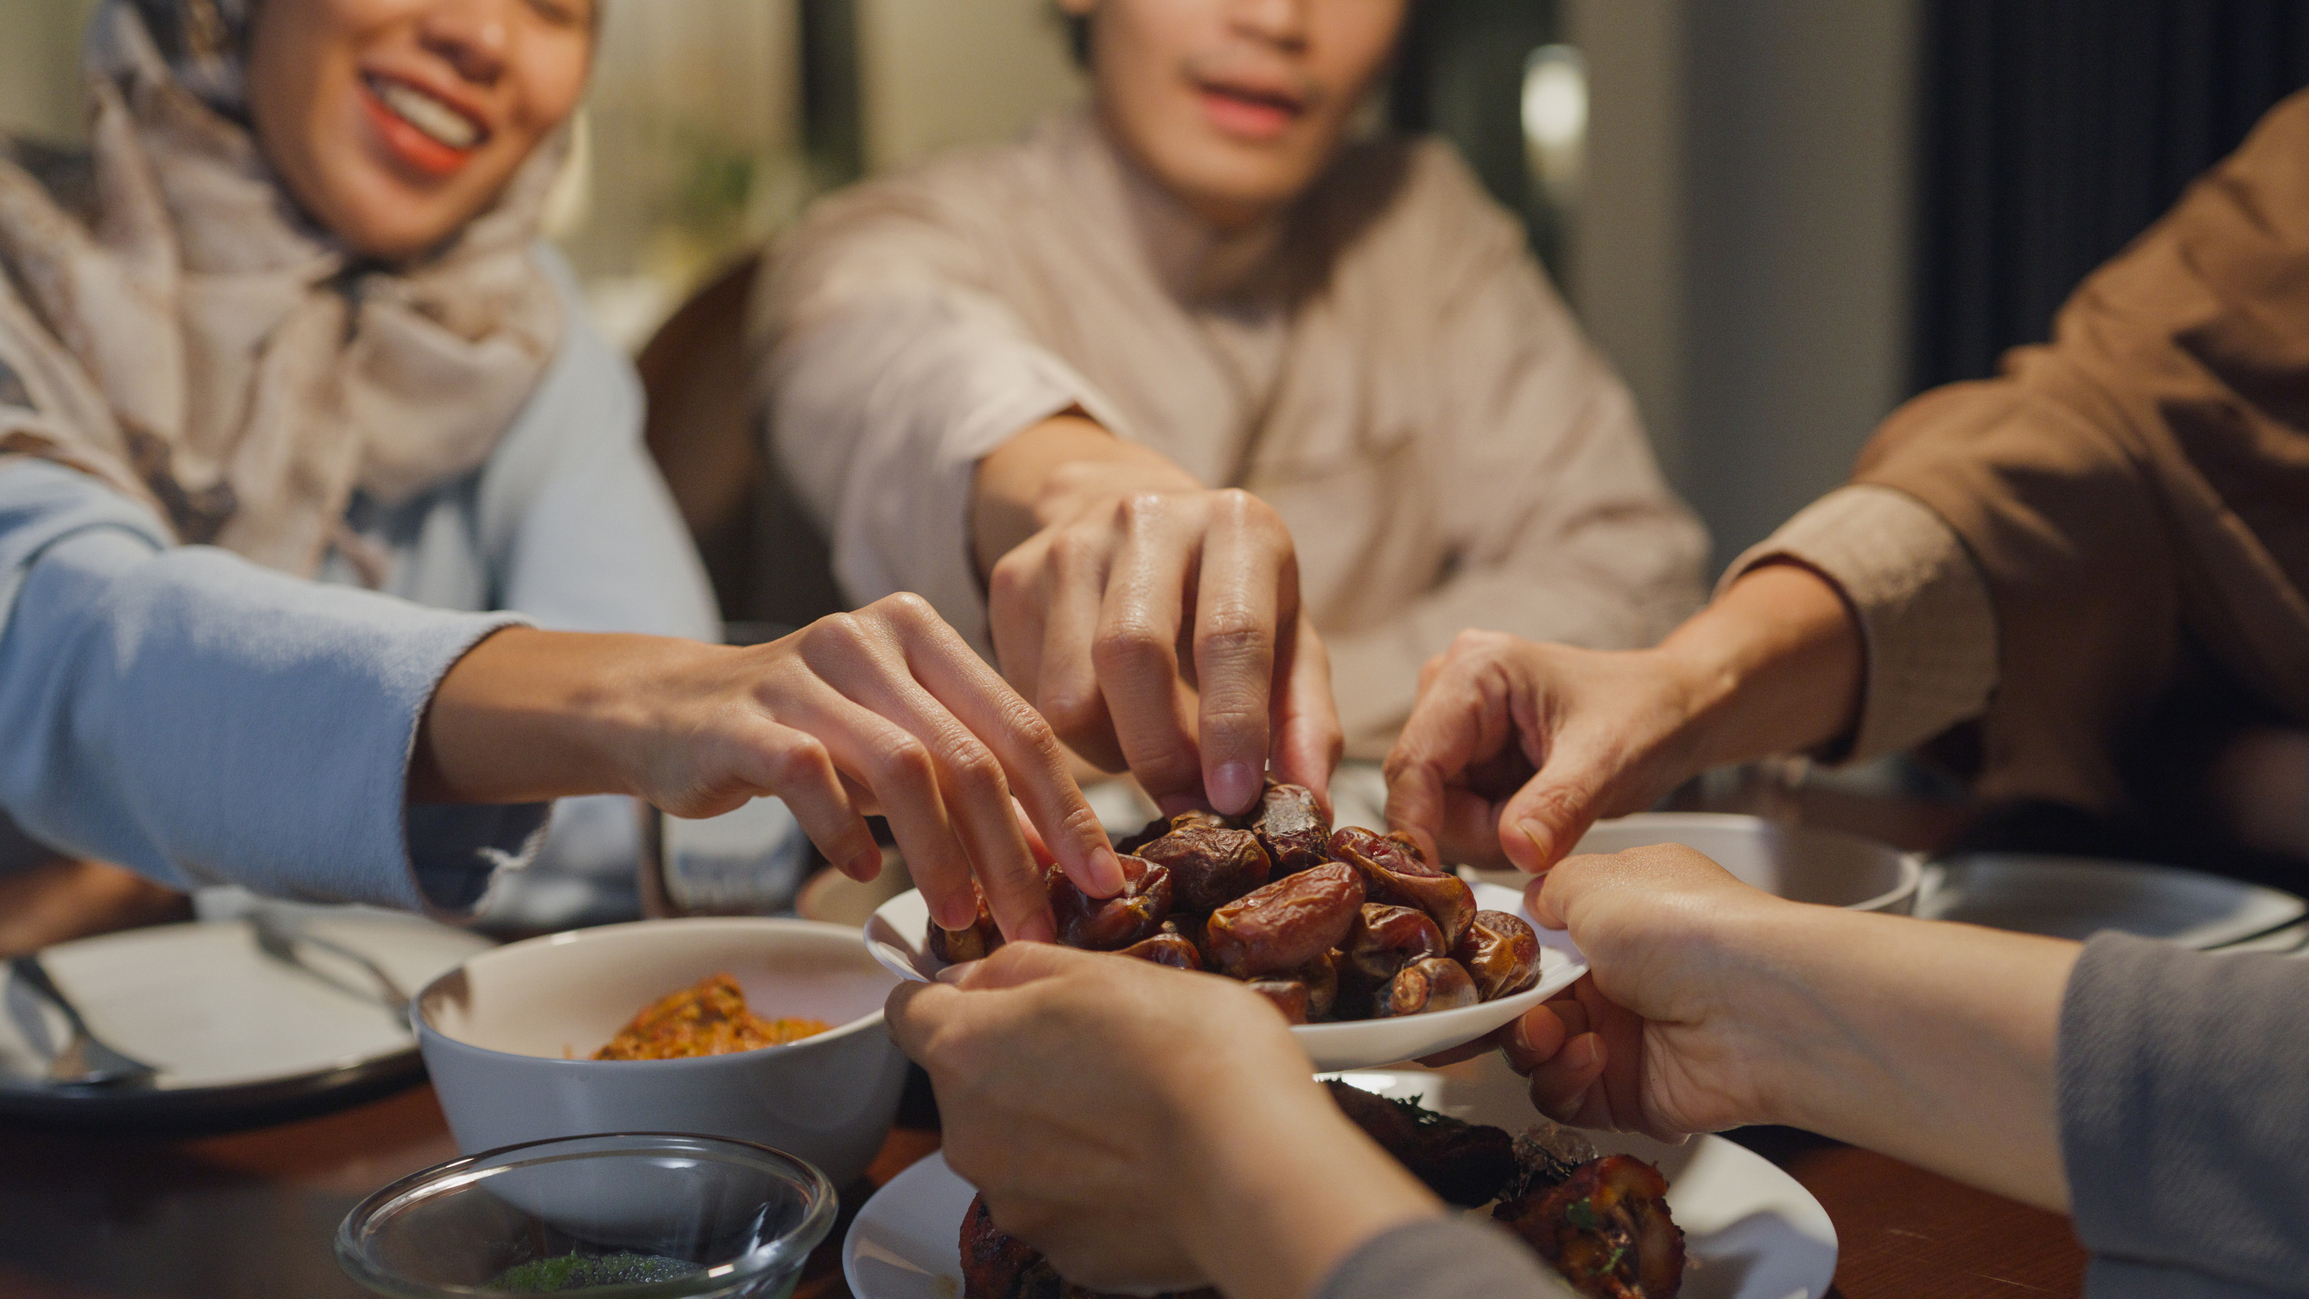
928, 783, 1543, 1023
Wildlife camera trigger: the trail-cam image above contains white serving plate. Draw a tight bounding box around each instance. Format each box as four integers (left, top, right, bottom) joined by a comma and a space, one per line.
843, 1052, 1837, 1299
0, 911, 491, 1123
865, 883, 1585, 1073
1918, 853, 2307, 949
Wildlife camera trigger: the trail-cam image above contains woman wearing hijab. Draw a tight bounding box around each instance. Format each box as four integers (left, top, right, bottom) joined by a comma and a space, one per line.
0, 0, 1122, 940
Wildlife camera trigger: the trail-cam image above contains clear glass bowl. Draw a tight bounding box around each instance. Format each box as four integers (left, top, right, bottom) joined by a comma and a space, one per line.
336, 1133, 836, 1298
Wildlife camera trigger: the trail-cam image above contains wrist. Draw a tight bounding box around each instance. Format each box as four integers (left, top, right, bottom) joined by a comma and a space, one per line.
1706, 901, 1867, 1131
575, 637, 750, 801
1656, 563, 1863, 769
971, 415, 1202, 578
1634, 637, 1749, 778
1730, 906, 2078, 1208
418, 629, 735, 805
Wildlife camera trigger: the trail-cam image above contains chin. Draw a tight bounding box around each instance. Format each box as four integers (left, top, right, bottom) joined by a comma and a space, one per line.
1173, 159, 1320, 223
1151, 123, 1330, 221
325, 178, 466, 261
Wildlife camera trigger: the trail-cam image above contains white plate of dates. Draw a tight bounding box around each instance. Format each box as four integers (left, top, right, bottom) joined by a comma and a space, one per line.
843, 1053, 1837, 1299
864, 785, 1586, 1073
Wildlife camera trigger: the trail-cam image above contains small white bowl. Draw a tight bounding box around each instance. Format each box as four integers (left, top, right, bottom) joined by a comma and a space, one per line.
864, 883, 1586, 1072
415, 918, 906, 1187
1469, 812, 1920, 914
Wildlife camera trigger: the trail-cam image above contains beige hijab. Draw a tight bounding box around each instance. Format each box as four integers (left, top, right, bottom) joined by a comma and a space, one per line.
0, 0, 563, 578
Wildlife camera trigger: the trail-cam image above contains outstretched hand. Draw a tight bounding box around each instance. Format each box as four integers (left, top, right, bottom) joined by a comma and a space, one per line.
1492, 845, 1789, 1142
975, 416, 1343, 819
1382, 631, 1714, 874
416, 593, 1122, 941
1383, 565, 1868, 873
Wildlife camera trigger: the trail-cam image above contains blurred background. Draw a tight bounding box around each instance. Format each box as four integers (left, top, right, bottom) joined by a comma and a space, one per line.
5, 0, 2306, 570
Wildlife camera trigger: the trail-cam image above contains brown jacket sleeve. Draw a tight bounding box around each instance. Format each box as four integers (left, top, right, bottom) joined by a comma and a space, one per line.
1852, 89, 2309, 812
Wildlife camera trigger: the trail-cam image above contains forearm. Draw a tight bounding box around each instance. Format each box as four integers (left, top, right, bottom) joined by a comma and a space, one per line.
969, 414, 1200, 579
411, 626, 730, 804
1177, 1081, 1442, 1299
0, 521, 538, 912
1745, 905, 2078, 1209
1657, 562, 1864, 770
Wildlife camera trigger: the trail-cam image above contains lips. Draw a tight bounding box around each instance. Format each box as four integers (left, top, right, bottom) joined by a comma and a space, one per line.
1195, 78, 1306, 142
360, 73, 489, 176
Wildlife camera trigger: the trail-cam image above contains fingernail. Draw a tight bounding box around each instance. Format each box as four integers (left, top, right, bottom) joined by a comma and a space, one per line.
1013, 912, 1056, 944
1516, 819, 1552, 863
1087, 847, 1126, 896
934, 960, 980, 986
1512, 1014, 1540, 1054
1568, 1033, 1600, 1070
1210, 761, 1259, 815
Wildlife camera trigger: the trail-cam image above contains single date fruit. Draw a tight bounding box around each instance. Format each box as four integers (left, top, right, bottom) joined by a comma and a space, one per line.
1453, 909, 1543, 1000
1203, 862, 1365, 978
1343, 903, 1448, 983
1115, 809, 1226, 857
1138, 824, 1272, 912
1377, 956, 1479, 1017
1330, 827, 1478, 947
1300, 949, 1341, 1020
1049, 856, 1173, 951
1250, 782, 1332, 876
1115, 932, 1202, 970
1245, 977, 1311, 1024
928, 897, 1005, 963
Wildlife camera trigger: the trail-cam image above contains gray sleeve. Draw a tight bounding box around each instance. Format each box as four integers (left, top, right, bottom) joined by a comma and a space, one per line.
2059, 932, 2309, 1293
0, 458, 547, 917
1314, 1217, 1577, 1299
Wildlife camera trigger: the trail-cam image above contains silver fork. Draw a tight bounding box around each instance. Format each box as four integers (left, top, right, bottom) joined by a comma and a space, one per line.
249, 910, 411, 1017
7, 955, 159, 1087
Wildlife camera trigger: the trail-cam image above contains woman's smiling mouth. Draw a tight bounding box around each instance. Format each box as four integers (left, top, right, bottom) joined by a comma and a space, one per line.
360, 73, 489, 176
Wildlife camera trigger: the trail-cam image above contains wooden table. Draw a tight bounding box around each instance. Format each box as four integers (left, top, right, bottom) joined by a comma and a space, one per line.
0, 1076, 2083, 1298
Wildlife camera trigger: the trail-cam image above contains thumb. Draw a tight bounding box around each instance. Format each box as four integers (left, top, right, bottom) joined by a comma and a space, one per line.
1525, 851, 1619, 932
954, 939, 1099, 991
884, 978, 963, 1062
1497, 740, 1613, 873
887, 943, 1090, 1060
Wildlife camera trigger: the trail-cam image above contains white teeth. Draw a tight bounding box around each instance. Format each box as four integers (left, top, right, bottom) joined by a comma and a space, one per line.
375, 80, 480, 151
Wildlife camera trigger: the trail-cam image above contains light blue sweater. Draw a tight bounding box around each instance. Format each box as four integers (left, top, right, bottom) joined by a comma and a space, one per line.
0, 251, 721, 923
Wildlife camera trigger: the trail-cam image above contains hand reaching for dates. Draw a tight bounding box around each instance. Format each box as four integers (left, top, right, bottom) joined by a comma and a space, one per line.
926, 781, 1543, 1023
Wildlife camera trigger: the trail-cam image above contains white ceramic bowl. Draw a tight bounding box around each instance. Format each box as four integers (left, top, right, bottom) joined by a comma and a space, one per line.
415, 918, 906, 1188
864, 882, 1586, 1072
1474, 812, 1920, 913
